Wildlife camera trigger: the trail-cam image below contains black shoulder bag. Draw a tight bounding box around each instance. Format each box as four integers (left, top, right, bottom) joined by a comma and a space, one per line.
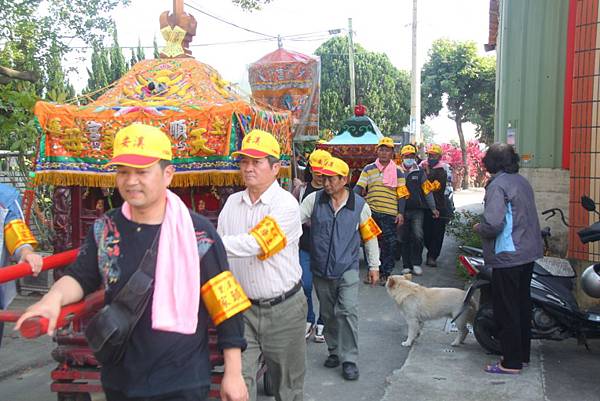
84, 228, 161, 365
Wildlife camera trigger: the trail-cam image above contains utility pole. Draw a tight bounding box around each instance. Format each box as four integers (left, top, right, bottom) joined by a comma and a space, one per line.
348, 18, 356, 110
410, 0, 421, 144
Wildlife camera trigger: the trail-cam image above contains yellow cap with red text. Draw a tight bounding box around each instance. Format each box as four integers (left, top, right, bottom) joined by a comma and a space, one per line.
308, 149, 332, 172
231, 129, 280, 159
427, 144, 443, 155
401, 144, 417, 156
320, 157, 349, 177
106, 124, 172, 168
377, 137, 395, 148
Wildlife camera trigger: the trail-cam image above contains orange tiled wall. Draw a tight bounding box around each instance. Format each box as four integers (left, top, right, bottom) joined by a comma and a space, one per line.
569, 0, 600, 260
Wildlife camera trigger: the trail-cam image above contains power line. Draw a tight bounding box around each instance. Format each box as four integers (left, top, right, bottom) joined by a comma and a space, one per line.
183, 1, 276, 38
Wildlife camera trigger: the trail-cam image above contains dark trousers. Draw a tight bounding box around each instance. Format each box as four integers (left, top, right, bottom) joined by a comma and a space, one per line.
491, 263, 534, 370
400, 209, 425, 269
423, 209, 448, 260
372, 211, 397, 277
104, 386, 209, 401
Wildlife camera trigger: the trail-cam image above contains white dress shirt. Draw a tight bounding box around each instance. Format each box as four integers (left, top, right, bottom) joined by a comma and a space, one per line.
218, 180, 302, 300
299, 189, 381, 269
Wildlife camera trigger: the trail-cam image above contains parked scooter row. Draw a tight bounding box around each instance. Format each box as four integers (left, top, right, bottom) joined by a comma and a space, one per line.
457, 196, 600, 354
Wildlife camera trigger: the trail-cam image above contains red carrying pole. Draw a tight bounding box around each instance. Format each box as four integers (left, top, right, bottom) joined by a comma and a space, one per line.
18, 290, 105, 339
0, 249, 79, 284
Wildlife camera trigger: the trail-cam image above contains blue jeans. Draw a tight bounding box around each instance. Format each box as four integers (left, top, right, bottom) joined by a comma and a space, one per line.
300, 249, 323, 325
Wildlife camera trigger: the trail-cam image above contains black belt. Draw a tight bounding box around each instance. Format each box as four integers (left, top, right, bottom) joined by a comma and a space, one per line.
250, 281, 302, 307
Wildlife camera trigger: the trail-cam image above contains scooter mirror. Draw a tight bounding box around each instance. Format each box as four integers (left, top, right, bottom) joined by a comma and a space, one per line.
581, 195, 596, 212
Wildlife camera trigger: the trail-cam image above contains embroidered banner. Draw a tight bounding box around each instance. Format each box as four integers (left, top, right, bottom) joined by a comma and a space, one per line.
249, 48, 320, 138
33, 58, 293, 188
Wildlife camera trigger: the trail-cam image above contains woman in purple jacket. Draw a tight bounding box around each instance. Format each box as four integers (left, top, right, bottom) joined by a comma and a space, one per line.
474, 143, 543, 374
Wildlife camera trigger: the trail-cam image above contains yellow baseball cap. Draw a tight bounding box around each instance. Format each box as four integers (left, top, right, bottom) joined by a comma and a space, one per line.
106, 124, 172, 168
377, 137, 395, 148
401, 144, 417, 156
320, 157, 349, 177
427, 144, 443, 155
308, 149, 332, 173
231, 129, 280, 159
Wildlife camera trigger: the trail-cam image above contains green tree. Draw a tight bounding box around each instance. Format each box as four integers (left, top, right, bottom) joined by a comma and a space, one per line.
421, 39, 496, 188
231, 0, 273, 10
109, 28, 127, 82
44, 40, 73, 102
466, 55, 496, 144
153, 36, 160, 59
0, 0, 130, 154
100, 48, 112, 87
0, 0, 130, 85
136, 38, 146, 63
84, 46, 108, 98
421, 123, 436, 144
129, 48, 137, 68
315, 36, 410, 134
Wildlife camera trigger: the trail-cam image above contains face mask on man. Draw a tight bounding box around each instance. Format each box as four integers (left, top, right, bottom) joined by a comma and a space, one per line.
427, 157, 439, 166
403, 158, 416, 167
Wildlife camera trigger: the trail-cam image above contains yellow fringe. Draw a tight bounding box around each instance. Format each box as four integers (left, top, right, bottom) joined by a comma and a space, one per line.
34, 172, 116, 188
33, 168, 291, 189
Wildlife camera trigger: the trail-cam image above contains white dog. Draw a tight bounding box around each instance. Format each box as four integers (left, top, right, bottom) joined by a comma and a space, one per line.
385, 274, 476, 347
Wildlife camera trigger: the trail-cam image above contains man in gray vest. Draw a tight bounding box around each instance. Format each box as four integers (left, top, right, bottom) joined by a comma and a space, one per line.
299, 157, 381, 381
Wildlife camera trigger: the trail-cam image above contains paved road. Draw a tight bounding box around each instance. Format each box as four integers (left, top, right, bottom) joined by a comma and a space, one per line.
0, 189, 484, 400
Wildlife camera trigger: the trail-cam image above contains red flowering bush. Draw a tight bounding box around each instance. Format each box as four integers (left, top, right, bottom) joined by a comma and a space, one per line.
439, 140, 487, 189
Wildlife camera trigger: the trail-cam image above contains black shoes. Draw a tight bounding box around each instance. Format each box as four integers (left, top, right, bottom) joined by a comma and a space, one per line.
325, 356, 359, 380
324, 354, 340, 368
426, 257, 438, 267
342, 362, 359, 380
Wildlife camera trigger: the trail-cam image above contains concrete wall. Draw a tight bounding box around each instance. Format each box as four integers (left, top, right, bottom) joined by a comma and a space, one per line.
521, 168, 570, 256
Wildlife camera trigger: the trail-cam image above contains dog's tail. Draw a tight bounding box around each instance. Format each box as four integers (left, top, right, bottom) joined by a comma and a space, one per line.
451, 297, 478, 324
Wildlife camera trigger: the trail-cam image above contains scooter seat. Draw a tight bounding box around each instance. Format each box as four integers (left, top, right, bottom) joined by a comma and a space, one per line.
479, 264, 493, 281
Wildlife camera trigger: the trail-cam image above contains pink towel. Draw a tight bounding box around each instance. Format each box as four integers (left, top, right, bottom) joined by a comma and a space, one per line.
122, 189, 200, 334
375, 158, 398, 189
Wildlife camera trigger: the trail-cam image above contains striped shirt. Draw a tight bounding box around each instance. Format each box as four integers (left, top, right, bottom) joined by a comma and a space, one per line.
217, 180, 302, 300
355, 163, 404, 216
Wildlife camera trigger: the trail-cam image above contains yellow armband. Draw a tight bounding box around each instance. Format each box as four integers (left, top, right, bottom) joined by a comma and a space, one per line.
396, 185, 410, 199
359, 217, 382, 242
421, 179, 440, 195
249, 216, 287, 261
4, 219, 38, 256
201, 271, 251, 325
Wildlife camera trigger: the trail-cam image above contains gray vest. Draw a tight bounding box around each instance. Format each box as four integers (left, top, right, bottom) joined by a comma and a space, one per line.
310, 189, 365, 279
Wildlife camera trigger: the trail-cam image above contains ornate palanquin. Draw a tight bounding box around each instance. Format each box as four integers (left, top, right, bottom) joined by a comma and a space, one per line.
33, 58, 293, 189
317, 110, 386, 183
249, 48, 320, 137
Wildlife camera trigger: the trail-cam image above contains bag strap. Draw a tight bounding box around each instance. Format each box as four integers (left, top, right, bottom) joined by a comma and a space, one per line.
112, 226, 161, 305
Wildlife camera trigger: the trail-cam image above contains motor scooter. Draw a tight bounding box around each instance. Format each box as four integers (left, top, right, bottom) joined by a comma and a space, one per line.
457, 196, 600, 354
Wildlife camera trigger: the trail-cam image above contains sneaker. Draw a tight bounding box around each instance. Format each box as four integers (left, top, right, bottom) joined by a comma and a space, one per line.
413, 265, 423, 276
401, 268, 412, 274
305, 322, 315, 339
314, 324, 325, 343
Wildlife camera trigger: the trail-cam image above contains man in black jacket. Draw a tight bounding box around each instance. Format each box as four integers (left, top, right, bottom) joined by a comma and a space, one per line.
398, 145, 439, 276
16, 124, 248, 401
